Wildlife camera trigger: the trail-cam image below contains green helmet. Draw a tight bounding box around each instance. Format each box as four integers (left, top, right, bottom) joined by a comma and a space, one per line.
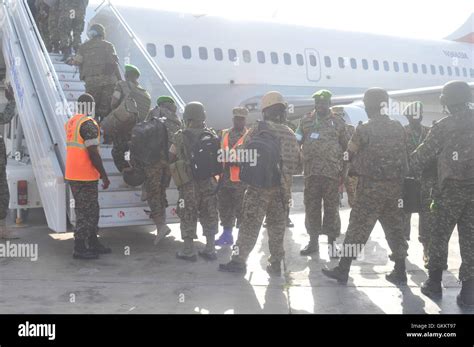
157, 96, 175, 106
183, 102, 206, 121
89, 24, 105, 38
440, 81, 472, 107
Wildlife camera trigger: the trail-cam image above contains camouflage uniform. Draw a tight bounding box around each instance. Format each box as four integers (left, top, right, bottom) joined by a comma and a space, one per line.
411, 111, 474, 281
342, 115, 409, 261
298, 111, 348, 239
173, 128, 219, 239
75, 37, 119, 122
231, 121, 300, 264
47, 0, 60, 52
140, 106, 182, 225
0, 100, 15, 222
343, 124, 358, 208
35, 1, 51, 50
110, 80, 151, 172
68, 120, 100, 241
403, 124, 437, 246
218, 127, 247, 229
58, 0, 88, 51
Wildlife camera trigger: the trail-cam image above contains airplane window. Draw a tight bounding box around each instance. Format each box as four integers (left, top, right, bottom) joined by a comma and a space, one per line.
447, 66, 452, 76
338, 57, 345, 68
412, 63, 418, 74
470, 69, 474, 78
430, 65, 436, 75
373, 60, 379, 71
350, 58, 357, 69
325, 56, 332, 68
362, 59, 368, 70
462, 67, 467, 77
439, 66, 444, 75
271, 52, 279, 64
146, 43, 157, 57
182, 45, 191, 59
257, 51, 266, 64
383, 61, 389, 71
283, 53, 291, 65
403, 62, 409, 73
309, 55, 317, 67
421, 64, 427, 74
393, 62, 399, 72
296, 54, 304, 66
454, 67, 460, 76
165, 44, 174, 58
199, 47, 208, 60
243, 50, 252, 63
214, 48, 223, 61
228, 49, 237, 62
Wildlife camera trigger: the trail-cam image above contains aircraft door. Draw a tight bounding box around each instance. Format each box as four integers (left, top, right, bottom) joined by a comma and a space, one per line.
304, 49, 321, 82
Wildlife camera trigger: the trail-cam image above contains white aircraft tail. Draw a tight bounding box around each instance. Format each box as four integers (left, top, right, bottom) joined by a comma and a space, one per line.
445, 13, 474, 43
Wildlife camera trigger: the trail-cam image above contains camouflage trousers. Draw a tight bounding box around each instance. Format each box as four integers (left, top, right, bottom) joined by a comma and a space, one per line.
38, 16, 51, 51
111, 135, 130, 173
177, 178, 219, 239
232, 185, 287, 264
143, 162, 169, 225
344, 175, 358, 208
0, 138, 9, 220
342, 178, 408, 261
304, 175, 341, 239
69, 181, 100, 240
48, 4, 60, 50
58, 1, 86, 50
428, 180, 474, 281
85, 82, 115, 123
218, 180, 246, 229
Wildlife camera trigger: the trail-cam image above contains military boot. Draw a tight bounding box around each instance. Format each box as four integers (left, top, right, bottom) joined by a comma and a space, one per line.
300, 235, 319, 256
73, 239, 99, 260
176, 238, 197, 262
153, 215, 171, 246
321, 257, 352, 285
219, 260, 247, 274
457, 279, 474, 308
88, 234, 112, 254
421, 269, 443, 299
266, 261, 282, 276
386, 259, 407, 285
61, 46, 72, 62
198, 234, 217, 261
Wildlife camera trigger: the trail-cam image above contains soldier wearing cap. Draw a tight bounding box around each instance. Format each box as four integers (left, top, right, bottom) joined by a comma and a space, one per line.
219, 91, 300, 276
411, 81, 474, 307
215, 107, 249, 247
402, 101, 437, 265
297, 90, 348, 258
143, 96, 182, 245
110, 64, 151, 173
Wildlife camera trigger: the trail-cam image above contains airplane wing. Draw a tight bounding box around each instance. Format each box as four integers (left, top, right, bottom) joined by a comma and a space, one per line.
240, 82, 474, 126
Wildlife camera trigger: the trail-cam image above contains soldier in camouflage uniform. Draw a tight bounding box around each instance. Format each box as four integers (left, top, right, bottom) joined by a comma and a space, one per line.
297, 90, 348, 258
219, 91, 300, 276
402, 101, 437, 266
65, 94, 111, 260
214, 107, 248, 246
71, 24, 120, 124
0, 84, 16, 239
35, 1, 51, 51
141, 96, 182, 245
169, 102, 219, 262
411, 81, 474, 308
48, 0, 60, 53
322, 88, 409, 285
110, 64, 151, 173
58, 0, 88, 60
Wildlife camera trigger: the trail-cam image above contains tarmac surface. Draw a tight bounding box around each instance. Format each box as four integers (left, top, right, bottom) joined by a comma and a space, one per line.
0, 190, 472, 314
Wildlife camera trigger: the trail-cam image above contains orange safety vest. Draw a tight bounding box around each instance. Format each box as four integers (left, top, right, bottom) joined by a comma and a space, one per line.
65, 114, 101, 181
221, 128, 247, 182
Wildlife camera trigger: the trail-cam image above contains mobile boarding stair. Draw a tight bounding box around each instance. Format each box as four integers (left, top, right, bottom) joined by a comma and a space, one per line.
0, 0, 184, 232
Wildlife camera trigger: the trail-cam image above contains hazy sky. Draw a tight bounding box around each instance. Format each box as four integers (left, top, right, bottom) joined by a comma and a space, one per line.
92, 0, 474, 40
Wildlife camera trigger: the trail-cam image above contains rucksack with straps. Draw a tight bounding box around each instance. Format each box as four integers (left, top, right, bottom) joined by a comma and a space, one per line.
129, 116, 169, 166
184, 129, 222, 181
240, 121, 282, 188
101, 81, 139, 138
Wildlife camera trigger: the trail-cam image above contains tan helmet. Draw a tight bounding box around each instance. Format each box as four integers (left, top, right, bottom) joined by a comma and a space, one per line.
261, 91, 287, 111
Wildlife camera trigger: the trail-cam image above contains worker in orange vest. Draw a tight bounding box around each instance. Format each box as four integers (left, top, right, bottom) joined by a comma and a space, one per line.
65, 94, 111, 260
215, 107, 249, 246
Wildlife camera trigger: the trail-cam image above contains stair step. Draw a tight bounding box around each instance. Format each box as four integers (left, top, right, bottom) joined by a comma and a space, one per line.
59, 81, 85, 92
55, 71, 81, 82
53, 63, 78, 74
